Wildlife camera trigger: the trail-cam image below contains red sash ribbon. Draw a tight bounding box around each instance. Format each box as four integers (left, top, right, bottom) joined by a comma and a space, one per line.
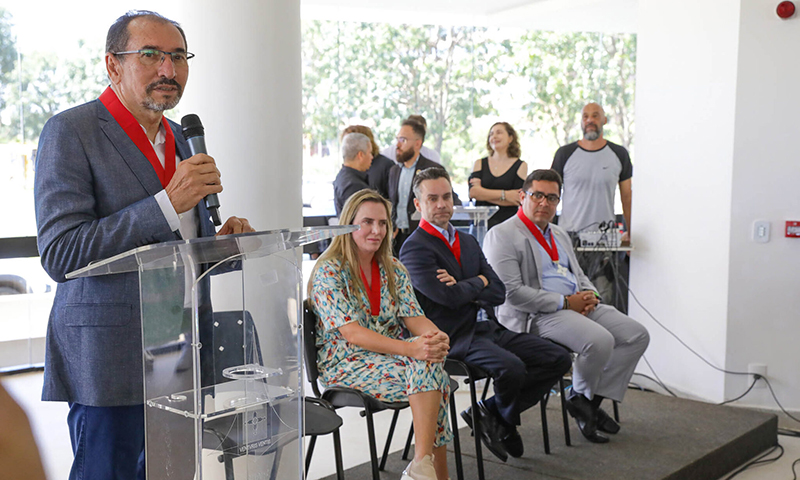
419, 218, 461, 266
516, 208, 559, 262
359, 259, 381, 316
99, 86, 176, 188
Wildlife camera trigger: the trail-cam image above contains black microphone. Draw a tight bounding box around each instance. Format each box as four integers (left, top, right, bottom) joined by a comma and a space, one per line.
181, 114, 221, 226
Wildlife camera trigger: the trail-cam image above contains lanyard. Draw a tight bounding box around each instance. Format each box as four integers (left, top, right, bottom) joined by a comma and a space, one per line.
516, 207, 559, 263
359, 259, 381, 316
419, 218, 461, 265
99, 86, 176, 188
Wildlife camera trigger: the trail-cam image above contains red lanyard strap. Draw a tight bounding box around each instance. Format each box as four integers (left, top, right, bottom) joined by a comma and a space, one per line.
99, 86, 176, 188
419, 218, 461, 265
359, 259, 381, 316
516, 208, 558, 262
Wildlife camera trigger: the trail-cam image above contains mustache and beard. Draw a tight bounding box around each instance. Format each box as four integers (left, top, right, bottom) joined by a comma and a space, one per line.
396, 146, 416, 164
143, 78, 183, 112
583, 122, 602, 141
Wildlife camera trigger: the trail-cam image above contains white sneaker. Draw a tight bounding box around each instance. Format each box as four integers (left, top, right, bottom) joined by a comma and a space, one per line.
400, 454, 437, 480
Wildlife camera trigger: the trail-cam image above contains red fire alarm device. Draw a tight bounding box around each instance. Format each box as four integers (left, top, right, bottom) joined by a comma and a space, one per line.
786, 221, 800, 237
777, 1, 796, 18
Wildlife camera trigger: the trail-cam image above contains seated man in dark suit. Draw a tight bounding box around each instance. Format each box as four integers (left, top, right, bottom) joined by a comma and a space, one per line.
400, 167, 571, 461
333, 132, 373, 216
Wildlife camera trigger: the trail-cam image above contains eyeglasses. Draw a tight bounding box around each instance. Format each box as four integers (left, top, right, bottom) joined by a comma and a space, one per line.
525, 191, 560, 205
395, 137, 408, 144
113, 49, 195, 67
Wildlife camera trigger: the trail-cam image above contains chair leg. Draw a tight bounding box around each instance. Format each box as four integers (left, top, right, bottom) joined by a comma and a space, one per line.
223, 452, 235, 480
559, 378, 571, 447
402, 424, 414, 460
540, 393, 550, 455
380, 409, 400, 470
449, 391, 464, 480
269, 444, 283, 480
468, 373, 486, 480
333, 428, 345, 480
305, 435, 318, 477
613, 400, 620, 422
481, 377, 491, 402
364, 410, 381, 480
365, 410, 381, 480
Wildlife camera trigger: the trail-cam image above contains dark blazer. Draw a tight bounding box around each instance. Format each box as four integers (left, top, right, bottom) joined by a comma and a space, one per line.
388, 154, 440, 230
34, 98, 216, 406
399, 226, 506, 359
333, 165, 370, 216
366, 153, 394, 199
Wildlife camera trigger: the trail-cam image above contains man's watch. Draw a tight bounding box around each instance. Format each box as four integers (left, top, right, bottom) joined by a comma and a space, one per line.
563, 296, 570, 311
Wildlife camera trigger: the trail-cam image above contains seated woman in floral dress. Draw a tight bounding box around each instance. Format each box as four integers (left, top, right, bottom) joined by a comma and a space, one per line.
309, 189, 452, 480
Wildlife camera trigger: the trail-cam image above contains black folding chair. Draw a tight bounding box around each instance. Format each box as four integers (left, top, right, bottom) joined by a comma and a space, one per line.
303, 300, 463, 480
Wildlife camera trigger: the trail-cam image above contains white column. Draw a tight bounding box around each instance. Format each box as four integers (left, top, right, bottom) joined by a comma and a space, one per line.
175, 0, 302, 232
632, 0, 800, 411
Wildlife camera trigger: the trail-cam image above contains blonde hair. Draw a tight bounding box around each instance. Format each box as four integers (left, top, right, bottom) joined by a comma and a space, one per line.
307, 189, 402, 307
342, 125, 379, 156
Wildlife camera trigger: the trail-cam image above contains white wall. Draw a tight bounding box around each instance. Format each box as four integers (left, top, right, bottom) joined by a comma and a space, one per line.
630, 0, 741, 402
177, 0, 303, 232
633, 0, 800, 411
725, 0, 800, 410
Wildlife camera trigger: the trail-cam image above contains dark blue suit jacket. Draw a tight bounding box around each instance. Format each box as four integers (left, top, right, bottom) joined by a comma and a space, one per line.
399, 226, 506, 359
35, 98, 216, 406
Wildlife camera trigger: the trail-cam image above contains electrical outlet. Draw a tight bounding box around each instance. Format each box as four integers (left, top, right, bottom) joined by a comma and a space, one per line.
748, 363, 767, 389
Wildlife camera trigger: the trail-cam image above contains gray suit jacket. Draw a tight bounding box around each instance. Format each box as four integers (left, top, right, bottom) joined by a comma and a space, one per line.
483, 214, 596, 333
34, 98, 216, 406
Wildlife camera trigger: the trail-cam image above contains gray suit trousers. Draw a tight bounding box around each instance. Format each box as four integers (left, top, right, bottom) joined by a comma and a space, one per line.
527, 304, 649, 402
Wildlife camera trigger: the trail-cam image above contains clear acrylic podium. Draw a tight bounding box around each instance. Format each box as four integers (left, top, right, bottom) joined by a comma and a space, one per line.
412, 205, 499, 245
66, 226, 357, 480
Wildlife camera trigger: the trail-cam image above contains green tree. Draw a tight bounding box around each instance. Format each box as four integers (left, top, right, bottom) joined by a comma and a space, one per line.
1, 40, 105, 143
302, 21, 507, 182
0, 8, 18, 113
516, 32, 636, 152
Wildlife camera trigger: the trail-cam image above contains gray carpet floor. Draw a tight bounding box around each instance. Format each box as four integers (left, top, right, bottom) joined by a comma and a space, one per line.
321, 389, 777, 480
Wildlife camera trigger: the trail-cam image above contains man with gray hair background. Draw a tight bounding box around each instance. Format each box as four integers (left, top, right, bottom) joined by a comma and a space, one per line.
333, 132, 374, 215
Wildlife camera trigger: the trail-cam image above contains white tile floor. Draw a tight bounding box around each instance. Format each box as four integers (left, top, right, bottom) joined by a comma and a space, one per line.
3, 371, 799, 480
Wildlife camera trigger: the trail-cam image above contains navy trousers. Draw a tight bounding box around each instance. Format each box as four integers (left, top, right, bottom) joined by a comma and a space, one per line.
457, 322, 572, 426
67, 403, 145, 480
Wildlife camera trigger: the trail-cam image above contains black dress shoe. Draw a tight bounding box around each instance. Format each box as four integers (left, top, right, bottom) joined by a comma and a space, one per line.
500, 426, 524, 458
597, 407, 620, 434
475, 401, 509, 462
566, 395, 609, 444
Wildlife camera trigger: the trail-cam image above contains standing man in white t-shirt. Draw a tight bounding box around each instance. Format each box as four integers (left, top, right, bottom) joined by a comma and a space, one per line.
380, 115, 442, 164
551, 103, 632, 240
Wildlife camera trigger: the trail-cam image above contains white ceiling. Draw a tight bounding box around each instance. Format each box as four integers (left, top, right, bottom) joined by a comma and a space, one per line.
301, 0, 638, 33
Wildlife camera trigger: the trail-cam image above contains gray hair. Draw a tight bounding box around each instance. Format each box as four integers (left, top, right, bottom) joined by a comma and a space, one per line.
107, 10, 187, 56
342, 133, 371, 162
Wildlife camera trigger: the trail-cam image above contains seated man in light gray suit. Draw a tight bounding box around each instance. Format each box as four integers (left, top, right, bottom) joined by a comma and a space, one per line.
483, 169, 649, 444
34, 10, 254, 480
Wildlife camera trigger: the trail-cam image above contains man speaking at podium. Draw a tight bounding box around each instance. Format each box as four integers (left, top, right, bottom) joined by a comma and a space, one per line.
34, 11, 253, 480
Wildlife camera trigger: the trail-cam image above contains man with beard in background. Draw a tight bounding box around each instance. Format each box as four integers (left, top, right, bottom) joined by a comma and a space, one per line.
551, 102, 633, 306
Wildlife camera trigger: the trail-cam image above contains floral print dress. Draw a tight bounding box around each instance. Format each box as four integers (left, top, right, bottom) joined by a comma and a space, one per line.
310, 256, 452, 447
